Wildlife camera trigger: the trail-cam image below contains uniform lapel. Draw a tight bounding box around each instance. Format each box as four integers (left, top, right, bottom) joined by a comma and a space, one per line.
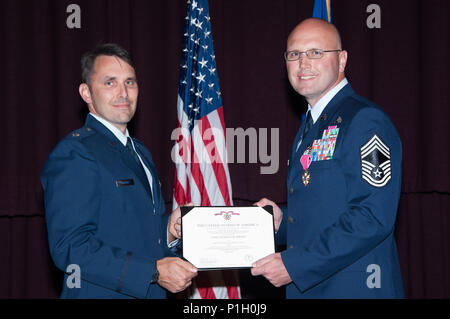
134, 142, 161, 203
287, 84, 354, 186
85, 115, 153, 198
119, 145, 152, 197
287, 121, 322, 186
287, 120, 305, 186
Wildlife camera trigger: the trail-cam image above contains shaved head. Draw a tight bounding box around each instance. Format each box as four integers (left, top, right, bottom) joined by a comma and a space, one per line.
288, 18, 342, 50
285, 18, 347, 106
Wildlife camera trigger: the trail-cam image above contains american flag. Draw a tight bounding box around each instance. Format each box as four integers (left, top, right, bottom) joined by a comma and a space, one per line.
172, 0, 240, 299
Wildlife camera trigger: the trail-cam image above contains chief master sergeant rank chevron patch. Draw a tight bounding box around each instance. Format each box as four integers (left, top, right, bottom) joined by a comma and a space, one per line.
360, 134, 391, 187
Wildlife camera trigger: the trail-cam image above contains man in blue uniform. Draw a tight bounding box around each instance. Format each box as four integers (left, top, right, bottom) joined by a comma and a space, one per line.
251, 19, 404, 298
41, 44, 197, 298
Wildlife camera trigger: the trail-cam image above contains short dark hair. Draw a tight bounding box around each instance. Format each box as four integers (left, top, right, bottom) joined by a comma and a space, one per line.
80, 43, 135, 85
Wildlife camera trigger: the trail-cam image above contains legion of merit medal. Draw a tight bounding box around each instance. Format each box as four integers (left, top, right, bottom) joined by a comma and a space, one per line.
302, 169, 311, 186
300, 146, 312, 186
299, 126, 340, 187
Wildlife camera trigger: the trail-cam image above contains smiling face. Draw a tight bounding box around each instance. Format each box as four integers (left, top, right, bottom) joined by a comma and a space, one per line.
79, 55, 138, 133
286, 19, 347, 106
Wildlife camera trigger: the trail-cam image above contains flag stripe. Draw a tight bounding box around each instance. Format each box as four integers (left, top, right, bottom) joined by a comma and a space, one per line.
173, 0, 239, 299
191, 121, 220, 206
199, 110, 232, 205
207, 107, 233, 205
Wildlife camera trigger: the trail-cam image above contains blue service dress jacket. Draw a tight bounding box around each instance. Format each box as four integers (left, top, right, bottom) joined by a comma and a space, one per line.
41, 114, 170, 298
279, 83, 405, 298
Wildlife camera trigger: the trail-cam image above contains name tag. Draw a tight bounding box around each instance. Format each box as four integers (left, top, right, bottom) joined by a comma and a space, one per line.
116, 179, 135, 187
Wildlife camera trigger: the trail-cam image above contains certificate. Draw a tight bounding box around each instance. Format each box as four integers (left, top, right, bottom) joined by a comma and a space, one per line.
181, 206, 275, 270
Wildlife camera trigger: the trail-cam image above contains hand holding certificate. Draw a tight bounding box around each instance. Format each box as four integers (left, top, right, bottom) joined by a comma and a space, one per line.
181, 206, 275, 270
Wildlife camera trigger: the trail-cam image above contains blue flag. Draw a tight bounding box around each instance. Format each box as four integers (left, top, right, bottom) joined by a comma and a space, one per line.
313, 0, 331, 22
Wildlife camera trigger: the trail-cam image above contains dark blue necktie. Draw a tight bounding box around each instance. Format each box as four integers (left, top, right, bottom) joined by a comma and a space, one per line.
302, 111, 313, 140
126, 137, 142, 167
301, 111, 313, 142
126, 137, 152, 200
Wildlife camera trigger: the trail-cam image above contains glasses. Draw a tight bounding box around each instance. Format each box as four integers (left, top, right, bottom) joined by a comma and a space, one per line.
284, 49, 342, 61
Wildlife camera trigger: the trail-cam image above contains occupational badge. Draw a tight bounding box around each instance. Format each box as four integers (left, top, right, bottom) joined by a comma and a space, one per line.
360, 134, 391, 187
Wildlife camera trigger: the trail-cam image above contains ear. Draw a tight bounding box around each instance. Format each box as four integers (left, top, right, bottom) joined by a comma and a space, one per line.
79, 83, 92, 105
338, 50, 348, 73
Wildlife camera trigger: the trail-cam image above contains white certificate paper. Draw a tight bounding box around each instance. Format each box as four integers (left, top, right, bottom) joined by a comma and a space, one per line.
181, 206, 275, 270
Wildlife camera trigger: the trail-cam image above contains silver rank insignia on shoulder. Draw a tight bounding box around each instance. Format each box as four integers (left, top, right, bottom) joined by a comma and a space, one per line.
360, 134, 391, 187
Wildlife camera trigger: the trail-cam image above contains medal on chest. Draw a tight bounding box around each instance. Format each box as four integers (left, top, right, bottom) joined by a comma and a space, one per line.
299, 125, 341, 187
300, 146, 312, 186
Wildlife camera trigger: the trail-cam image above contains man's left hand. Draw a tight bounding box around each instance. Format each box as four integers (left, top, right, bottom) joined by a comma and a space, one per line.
168, 202, 194, 242
251, 253, 292, 287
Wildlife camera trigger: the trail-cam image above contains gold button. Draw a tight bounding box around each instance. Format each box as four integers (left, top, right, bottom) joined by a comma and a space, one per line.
72, 133, 80, 137
289, 187, 294, 194
288, 245, 294, 249
288, 216, 294, 224
158, 238, 162, 245
86, 127, 92, 131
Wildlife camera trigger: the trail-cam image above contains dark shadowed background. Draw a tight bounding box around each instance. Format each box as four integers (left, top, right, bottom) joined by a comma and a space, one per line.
0, 0, 449, 298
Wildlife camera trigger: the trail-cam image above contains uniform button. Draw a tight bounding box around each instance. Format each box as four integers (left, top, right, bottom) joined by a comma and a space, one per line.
158, 238, 162, 245
289, 187, 294, 194
288, 244, 294, 249
288, 216, 294, 224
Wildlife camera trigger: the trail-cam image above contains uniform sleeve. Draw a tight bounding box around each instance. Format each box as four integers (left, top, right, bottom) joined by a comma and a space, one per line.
41, 139, 155, 298
281, 107, 402, 292
275, 206, 287, 246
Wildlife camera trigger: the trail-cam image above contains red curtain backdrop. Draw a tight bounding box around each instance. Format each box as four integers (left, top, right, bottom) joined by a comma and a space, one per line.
0, 0, 449, 298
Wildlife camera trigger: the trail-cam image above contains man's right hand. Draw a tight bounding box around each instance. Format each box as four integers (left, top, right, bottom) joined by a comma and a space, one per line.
254, 198, 283, 232
156, 257, 198, 293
